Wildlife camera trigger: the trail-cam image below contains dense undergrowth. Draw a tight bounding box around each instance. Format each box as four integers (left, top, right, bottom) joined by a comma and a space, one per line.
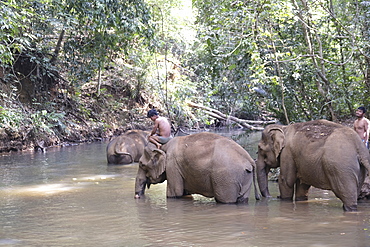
0, 66, 154, 153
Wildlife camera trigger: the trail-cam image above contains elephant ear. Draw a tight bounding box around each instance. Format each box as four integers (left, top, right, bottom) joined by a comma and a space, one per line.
139, 143, 166, 181
268, 127, 285, 159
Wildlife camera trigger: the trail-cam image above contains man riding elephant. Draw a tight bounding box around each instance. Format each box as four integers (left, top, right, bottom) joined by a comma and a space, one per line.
147, 109, 172, 149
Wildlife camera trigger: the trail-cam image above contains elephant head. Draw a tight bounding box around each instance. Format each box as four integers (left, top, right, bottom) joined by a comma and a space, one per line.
134, 144, 167, 198
256, 125, 285, 197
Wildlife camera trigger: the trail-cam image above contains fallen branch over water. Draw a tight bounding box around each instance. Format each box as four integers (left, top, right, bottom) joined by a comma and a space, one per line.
187, 102, 276, 130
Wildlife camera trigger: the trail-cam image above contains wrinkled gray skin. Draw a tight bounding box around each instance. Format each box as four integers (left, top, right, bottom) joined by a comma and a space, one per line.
256, 119, 370, 211
359, 176, 370, 200
135, 132, 261, 203
106, 130, 149, 165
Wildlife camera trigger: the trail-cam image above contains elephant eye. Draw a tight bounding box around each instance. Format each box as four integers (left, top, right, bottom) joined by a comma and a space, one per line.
258, 143, 265, 150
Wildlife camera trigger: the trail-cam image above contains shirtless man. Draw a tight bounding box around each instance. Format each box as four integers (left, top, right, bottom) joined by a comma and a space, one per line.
147, 109, 172, 149
354, 106, 369, 148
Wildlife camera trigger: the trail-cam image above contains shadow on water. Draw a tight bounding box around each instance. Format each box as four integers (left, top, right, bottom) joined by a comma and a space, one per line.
0, 131, 369, 246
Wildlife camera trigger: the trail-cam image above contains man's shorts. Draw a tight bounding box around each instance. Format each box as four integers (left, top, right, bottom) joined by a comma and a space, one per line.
158, 136, 173, 144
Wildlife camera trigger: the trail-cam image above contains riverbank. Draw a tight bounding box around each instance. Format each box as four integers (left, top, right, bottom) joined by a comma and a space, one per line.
0, 101, 357, 153
0, 76, 152, 153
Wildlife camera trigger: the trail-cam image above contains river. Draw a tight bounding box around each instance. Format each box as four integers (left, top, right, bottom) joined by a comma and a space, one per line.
0, 130, 369, 246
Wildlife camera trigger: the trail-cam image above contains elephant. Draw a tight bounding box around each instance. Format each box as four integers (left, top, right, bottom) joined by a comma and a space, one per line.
256, 119, 370, 211
134, 132, 261, 203
106, 130, 149, 164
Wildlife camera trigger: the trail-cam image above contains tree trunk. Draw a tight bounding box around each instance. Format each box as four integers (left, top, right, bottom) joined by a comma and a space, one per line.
97, 67, 102, 97
50, 29, 65, 64
293, 0, 336, 120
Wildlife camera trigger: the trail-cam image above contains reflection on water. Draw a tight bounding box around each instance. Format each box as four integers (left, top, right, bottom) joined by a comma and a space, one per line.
6, 183, 77, 195
0, 131, 369, 246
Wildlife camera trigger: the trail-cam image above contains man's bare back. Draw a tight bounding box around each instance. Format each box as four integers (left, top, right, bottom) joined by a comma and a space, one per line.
154, 116, 171, 138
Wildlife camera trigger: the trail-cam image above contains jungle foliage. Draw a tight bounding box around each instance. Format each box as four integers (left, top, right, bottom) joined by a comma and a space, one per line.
0, 0, 155, 141
1, 0, 370, 146
191, 0, 370, 123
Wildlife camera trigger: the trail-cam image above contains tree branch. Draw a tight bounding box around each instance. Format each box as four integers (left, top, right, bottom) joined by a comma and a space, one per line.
187, 102, 276, 130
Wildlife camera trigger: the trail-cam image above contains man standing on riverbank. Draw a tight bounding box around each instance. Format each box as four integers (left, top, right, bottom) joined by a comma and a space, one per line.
147, 109, 172, 149
354, 106, 369, 148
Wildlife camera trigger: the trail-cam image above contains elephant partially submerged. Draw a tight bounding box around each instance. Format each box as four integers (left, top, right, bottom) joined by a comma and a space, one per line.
135, 132, 261, 203
106, 130, 149, 164
256, 119, 370, 211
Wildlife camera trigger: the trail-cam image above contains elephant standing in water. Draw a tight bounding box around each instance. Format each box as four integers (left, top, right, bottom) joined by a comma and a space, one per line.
106, 130, 149, 164
256, 119, 370, 211
135, 132, 261, 203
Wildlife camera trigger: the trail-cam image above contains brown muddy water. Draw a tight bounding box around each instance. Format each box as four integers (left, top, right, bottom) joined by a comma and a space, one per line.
0, 130, 369, 247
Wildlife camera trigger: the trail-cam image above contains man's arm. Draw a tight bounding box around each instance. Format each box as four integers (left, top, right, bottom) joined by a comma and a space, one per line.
150, 119, 159, 136
364, 119, 369, 141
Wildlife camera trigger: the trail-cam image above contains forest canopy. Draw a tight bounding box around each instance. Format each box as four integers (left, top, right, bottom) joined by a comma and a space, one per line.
1, 0, 370, 150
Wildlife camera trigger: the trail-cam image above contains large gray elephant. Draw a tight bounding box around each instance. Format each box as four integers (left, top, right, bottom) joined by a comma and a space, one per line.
106, 130, 149, 164
134, 132, 261, 203
256, 119, 370, 211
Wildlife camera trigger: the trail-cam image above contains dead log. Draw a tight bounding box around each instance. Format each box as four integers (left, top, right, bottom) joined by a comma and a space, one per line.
187, 102, 276, 130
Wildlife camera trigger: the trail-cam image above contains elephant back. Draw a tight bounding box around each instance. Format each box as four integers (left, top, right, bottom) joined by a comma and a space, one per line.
292, 120, 340, 141
175, 132, 254, 172
213, 136, 255, 172
125, 130, 149, 145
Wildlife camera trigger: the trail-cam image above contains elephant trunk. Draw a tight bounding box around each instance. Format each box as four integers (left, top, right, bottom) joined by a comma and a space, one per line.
256, 158, 271, 198
134, 167, 148, 198
252, 162, 261, 200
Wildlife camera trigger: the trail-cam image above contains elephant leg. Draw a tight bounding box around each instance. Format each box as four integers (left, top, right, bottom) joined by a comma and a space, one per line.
329, 173, 359, 212
338, 192, 358, 212
166, 172, 185, 198
213, 170, 253, 203
295, 181, 310, 201
213, 183, 238, 203
278, 173, 294, 200
214, 183, 248, 203
342, 203, 357, 212
278, 154, 296, 200
236, 171, 253, 203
